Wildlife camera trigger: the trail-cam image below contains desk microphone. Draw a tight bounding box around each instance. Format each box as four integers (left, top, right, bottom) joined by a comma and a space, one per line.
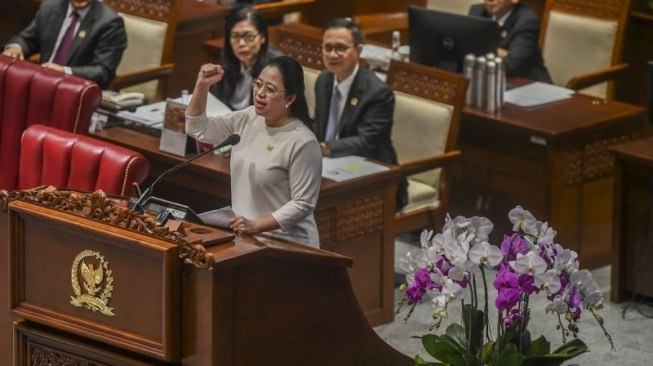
129, 133, 240, 213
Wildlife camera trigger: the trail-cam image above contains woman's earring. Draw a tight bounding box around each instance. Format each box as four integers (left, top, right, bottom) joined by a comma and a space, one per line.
285, 104, 290, 109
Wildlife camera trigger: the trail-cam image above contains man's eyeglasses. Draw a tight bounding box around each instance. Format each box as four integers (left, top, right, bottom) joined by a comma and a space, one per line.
322, 43, 354, 54
251, 80, 285, 97
230, 32, 260, 43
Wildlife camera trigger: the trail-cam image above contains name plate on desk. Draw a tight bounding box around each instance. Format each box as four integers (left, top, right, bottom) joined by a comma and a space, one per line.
159, 99, 197, 156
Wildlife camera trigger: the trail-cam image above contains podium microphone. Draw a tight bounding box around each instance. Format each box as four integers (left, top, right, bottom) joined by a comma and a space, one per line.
129, 133, 240, 213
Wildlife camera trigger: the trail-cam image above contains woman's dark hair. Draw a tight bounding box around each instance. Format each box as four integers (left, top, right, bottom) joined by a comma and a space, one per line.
211, 6, 270, 108
265, 56, 311, 126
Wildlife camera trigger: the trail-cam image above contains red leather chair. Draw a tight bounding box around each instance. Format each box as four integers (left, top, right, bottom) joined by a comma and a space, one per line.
0, 55, 101, 191
18, 125, 149, 197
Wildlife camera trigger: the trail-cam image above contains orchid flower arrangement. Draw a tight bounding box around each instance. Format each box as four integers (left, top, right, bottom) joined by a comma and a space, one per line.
396, 205, 613, 366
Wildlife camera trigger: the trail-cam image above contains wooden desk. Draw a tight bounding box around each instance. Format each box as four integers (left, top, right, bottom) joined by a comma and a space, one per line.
203, 18, 652, 271
92, 127, 400, 327
610, 137, 653, 302
457, 92, 649, 270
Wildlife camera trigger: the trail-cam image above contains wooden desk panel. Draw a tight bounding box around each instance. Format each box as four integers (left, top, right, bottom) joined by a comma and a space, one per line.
93, 127, 400, 326
610, 137, 653, 302
457, 93, 649, 270
0, 208, 15, 364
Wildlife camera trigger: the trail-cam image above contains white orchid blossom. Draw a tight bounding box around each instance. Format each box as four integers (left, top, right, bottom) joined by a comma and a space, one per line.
536, 221, 557, 245
553, 246, 579, 274
399, 251, 418, 274
511, 251, 547, 275
433, 278, 466, 307
467, 216, 494, 243
508, 205, 537, 233
535, 269, 562, 295
545, 294, 569, 314
468, 241, 503, 267
420, 230, 434, 249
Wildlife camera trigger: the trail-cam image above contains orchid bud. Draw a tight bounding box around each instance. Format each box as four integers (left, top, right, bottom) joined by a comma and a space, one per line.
596, 315, 604, 325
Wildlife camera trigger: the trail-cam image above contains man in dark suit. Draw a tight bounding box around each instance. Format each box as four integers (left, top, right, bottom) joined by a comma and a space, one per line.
469, 0, 552, 83
3, 0, 127, 89
314, 18, 407, 210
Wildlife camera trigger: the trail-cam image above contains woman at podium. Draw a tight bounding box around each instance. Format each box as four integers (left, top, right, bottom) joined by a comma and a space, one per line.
210, 6, 283, 111
186, 56, 322, 247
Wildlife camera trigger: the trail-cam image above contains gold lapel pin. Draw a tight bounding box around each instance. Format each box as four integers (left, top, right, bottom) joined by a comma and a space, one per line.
79, 30, 87, 39
267, 143, 274, 151
350, 97, 358, 106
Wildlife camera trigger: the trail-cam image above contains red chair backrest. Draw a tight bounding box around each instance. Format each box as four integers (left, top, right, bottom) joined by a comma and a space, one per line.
18, 124, 149, 197
0, 55, 101, 191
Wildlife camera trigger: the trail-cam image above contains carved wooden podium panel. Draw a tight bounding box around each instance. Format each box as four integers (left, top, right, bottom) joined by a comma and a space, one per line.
1, 188, 411, 365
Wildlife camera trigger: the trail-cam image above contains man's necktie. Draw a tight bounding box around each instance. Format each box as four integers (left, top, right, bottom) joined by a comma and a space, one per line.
53, 12, 80, 65
325, 86, 341, 141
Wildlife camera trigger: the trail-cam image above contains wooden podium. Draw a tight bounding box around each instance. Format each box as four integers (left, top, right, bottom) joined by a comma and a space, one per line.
93, 126, 401, 328
0, 188, 410, 365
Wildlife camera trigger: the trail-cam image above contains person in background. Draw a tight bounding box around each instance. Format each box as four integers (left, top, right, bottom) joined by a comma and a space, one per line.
210, 6, 283, 111
186, 56, 322, 247
469, 0, 552, 83
314, 17, 408, 210
2, 0, 127, 89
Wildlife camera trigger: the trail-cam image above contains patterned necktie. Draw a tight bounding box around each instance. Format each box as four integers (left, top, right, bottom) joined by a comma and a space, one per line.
325, 86, 341, 141
53, 11, 80, 65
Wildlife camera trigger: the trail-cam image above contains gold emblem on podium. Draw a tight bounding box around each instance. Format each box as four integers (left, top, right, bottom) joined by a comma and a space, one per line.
70, 250, 115, 316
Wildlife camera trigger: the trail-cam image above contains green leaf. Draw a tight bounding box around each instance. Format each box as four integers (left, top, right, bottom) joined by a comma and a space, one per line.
519, 329, 532, 355
523, 339, 588, 366
551, 339, 588, 356
462, 353, 484, 366
421, 337, 466, 366
526, 336, 551, 357
414, 354, 445, 366
462, 304, 485, 355
480, 341, 496, 364
494, 343, 525, 366
444, 324, 467, 350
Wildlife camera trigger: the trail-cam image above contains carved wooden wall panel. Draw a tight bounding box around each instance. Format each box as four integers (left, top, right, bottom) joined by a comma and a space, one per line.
315, 195, 383, 245
386, 60, 467, 107
105, 0, 175, 19
276, 31, 323, 70
562, 135, 630, 185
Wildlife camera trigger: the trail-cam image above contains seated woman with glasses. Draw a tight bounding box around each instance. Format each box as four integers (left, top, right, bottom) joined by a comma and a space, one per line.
210, 5, 283, 111
186, 56, 322, 247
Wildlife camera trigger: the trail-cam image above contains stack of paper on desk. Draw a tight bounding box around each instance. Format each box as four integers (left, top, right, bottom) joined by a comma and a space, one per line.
173, 93, 232, 117
504, 82, 575, 107
115, 93, 232, 129
322, 156, 389, 182
117, 101, 166, 128
361, 44, 392, 71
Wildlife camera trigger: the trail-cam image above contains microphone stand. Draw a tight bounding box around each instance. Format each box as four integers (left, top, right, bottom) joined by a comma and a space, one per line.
129, 135, 238, 212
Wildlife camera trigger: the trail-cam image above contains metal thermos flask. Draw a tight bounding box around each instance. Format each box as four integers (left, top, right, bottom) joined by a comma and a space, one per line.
495, 57, 506, 107
463, 53, 476, 106
486, 60, 497, 113
474, 56, 487, 109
